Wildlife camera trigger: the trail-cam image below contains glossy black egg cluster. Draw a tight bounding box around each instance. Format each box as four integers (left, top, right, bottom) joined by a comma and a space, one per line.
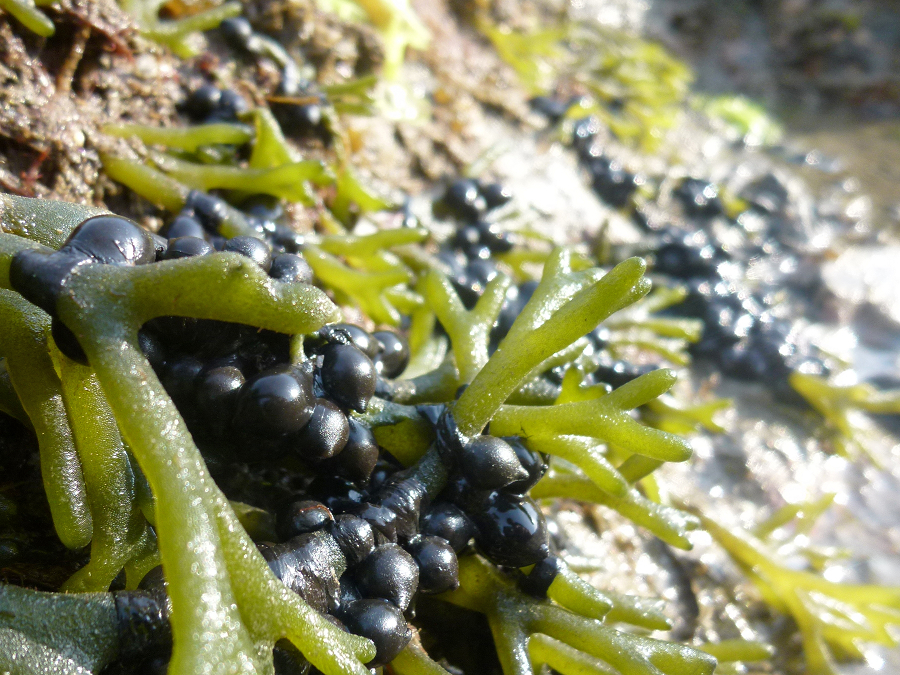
147, 313, 408, 472
434, 412, 551, 568
182, 83, 249, 124
251, 410, 553, 664
432, 177, 516, 310
647, 221, 829, 394
218, 16, 331, 142
166, 190, 308, 255
431, 177, 546, 354
567, 115, 830, 399
571, 117, 640, 209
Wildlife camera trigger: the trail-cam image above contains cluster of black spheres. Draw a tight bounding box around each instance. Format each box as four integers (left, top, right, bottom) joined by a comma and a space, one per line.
564, 111, 829, 399
435, 416, 550, 568
434, 178, 515, 310
11, 195, 565, 673
217, 16, 331, 142
167, 190, 308, 256
571, 117, 641, 209
182, 83, 249, 124
70, 207, 551, 669
647, 219, 829, 392
431, 177, 549, 352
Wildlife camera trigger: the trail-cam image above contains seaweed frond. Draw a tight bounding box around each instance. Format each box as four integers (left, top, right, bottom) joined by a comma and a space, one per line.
700, 509, 900, 675
0, 0, 54, 36
790, 372, 900, 462
440, 556, 716, 675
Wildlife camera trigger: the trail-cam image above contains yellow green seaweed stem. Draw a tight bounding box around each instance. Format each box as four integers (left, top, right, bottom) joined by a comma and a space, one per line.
99, 154, 256, 238
248, 108, 300, 169
752, 493, 836, 540
104, 122, 255, 152
641, 395, 731, 435
528, 634, 616, 675
330, 168, 394, 224
131, 1, 242, 59
523, 434, 629, 497
52, 349, 159, 593
697, 640, 774, 664
454, 251, 651, 437
546, 566, 671, 632
597, 591, 669, 630
0, 287, 93, 551
0, 358, 30, 426
383, 284, 424, 314
101, 153, 189, 214
491, 369, 693, 464
304, 245, 412, 325
531, 470, 699, 550
0, 0, 54, 36
421, 269, 512, 384
600, 288, 702, 365
615, 454, 664, 484
440, 556, 716, 675
319, 227, 429, 257
605, 332, 695, 367
554, 366, 612, 404
322, 75, 379, 116
42, 254, 375, 675
791, 372, 900, 459
404, 307, 443, 370
698, 512, 900, 675
542, 565, 612, 622
388, 356, 460, 406
149, 151, 334, 204
340, 249, 407, 277
391, 642, 454, 675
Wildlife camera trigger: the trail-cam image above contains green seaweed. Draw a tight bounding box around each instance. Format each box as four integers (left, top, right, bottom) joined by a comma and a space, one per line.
700, 509, 900, 675
692, 94, 783, 146
99, 154, 256, 238
479, 18, 692, 149
455, 250, 650, 436
149, 151, 333, 204
7, 187, 879, 675
0, 189, 721, 675
119, 0, 242, 58
601, 287, 703, 366
102, 107, 392, 226
104, 122, 254, 153
532, 468, 699, 550
790, 371, 900, 461
0, 0, 54, 36
304, 245, 412, 325
316, 0, 430, 80
0, 585, 118, 674
0, 289, 93, 551
440, 556, 716, 675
